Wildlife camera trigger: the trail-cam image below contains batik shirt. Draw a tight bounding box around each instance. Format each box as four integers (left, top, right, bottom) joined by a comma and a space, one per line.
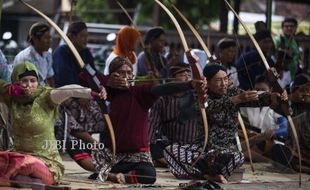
13, 46, 54, 85
207, 87, 271, 151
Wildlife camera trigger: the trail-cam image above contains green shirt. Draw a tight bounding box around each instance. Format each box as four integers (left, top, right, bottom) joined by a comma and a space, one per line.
274, 35, 299, 79
0, 81, 64, 183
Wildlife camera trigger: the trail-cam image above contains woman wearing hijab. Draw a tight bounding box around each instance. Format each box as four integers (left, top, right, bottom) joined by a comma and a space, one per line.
0, 61, 106, 188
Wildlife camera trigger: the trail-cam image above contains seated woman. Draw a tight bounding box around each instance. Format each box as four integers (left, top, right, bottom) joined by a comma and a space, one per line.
164, 64, 287, 183
0, 61, 106, 188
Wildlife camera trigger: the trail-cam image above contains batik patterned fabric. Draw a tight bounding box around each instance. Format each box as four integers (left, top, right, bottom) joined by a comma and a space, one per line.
163, 143, 244, 179
207, 87, 271, 151
92, 148, 153, 182
55, 98, 106, 142
12, 46, 54, 85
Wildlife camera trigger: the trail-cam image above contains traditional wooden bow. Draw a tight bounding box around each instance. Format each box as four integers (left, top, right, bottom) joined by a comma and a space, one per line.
154, 0, 208, 166
169, 2, 254, 172
115, 0, 157, 77
224, 0, 302, 186
18, 0, 116, 161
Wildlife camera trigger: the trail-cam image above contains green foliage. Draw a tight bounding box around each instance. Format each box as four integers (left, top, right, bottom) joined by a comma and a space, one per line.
75, 0, 221, 29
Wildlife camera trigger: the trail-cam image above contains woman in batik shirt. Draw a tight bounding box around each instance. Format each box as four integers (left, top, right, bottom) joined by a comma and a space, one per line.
0, 61, 106, 188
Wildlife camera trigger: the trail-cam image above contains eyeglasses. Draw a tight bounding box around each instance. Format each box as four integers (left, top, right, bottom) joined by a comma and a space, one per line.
283, 24, 296, 28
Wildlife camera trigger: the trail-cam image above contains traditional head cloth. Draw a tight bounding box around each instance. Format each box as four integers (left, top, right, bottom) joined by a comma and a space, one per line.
109, 57, 133, 74
27, 22, 50, 42
11, 61, 39, 83
113, 26, 140, 64
144, 27, 165, 44
217, 38, 236, 50
67, 21, 87, 35
254, 30, 272, 42
282, 17, 298, 28
169, 62, 191, 76
203, 63, 227, 80
291, 73, 310, 93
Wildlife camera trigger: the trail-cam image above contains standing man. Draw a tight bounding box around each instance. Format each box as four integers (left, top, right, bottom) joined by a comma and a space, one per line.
12, 22, 54, 86
137, 27, 168, 78
216, 38, 239, 87
53, 21, 95, 87
274, 17, 299, 80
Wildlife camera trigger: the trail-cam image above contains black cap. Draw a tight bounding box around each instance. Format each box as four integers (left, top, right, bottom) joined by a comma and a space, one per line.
254, 30, 272, 42
291, 73, 310, 93
144, 27, 165, 44
67, 21, 87, 35
203, 63, 226, 80
217, 38, 236, 50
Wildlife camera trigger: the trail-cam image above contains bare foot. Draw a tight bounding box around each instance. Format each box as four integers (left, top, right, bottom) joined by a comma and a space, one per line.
205, 174, 228, 184
108, 173, 126, 184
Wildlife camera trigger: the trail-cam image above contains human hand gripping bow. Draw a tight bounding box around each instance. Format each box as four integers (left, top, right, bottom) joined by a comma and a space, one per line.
18, 0, 116, 161
224, 0, 302, 187
155, 0, 209, 167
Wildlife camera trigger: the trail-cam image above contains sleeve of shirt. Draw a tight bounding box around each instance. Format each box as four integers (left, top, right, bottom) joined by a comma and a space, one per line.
0, 63, 10, 83
273, 116, 288, 138
149, 98, 164, 144
137, 52, 148, 76
46, 53, 54, 78
235, 55, 251, 90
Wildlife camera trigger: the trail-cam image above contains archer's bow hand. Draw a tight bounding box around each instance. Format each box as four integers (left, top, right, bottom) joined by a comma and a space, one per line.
106, 72, 130, 89
271, 90, 288, 106
231, 90, 259, 105
191, 77, 208, 103
91, 86, 107, 100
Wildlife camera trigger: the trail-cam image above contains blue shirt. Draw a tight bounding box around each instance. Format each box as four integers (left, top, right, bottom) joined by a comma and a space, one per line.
0, 50, 10, 82
52, 44, 95, 87
137, 51, 168, 78
12, 45, 54, 85
235, 49, 274, 90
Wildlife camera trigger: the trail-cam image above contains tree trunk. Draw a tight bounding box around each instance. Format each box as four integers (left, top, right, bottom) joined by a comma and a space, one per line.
107, 0, 137, 25
219, 0, 228, 33
233, 0, 241, 34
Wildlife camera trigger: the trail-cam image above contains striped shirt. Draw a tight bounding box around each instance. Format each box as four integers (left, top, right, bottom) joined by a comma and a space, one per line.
149, 91, 203, 145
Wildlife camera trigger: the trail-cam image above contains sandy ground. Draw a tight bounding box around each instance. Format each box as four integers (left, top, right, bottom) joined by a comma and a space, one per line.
60, 154, 310, 190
